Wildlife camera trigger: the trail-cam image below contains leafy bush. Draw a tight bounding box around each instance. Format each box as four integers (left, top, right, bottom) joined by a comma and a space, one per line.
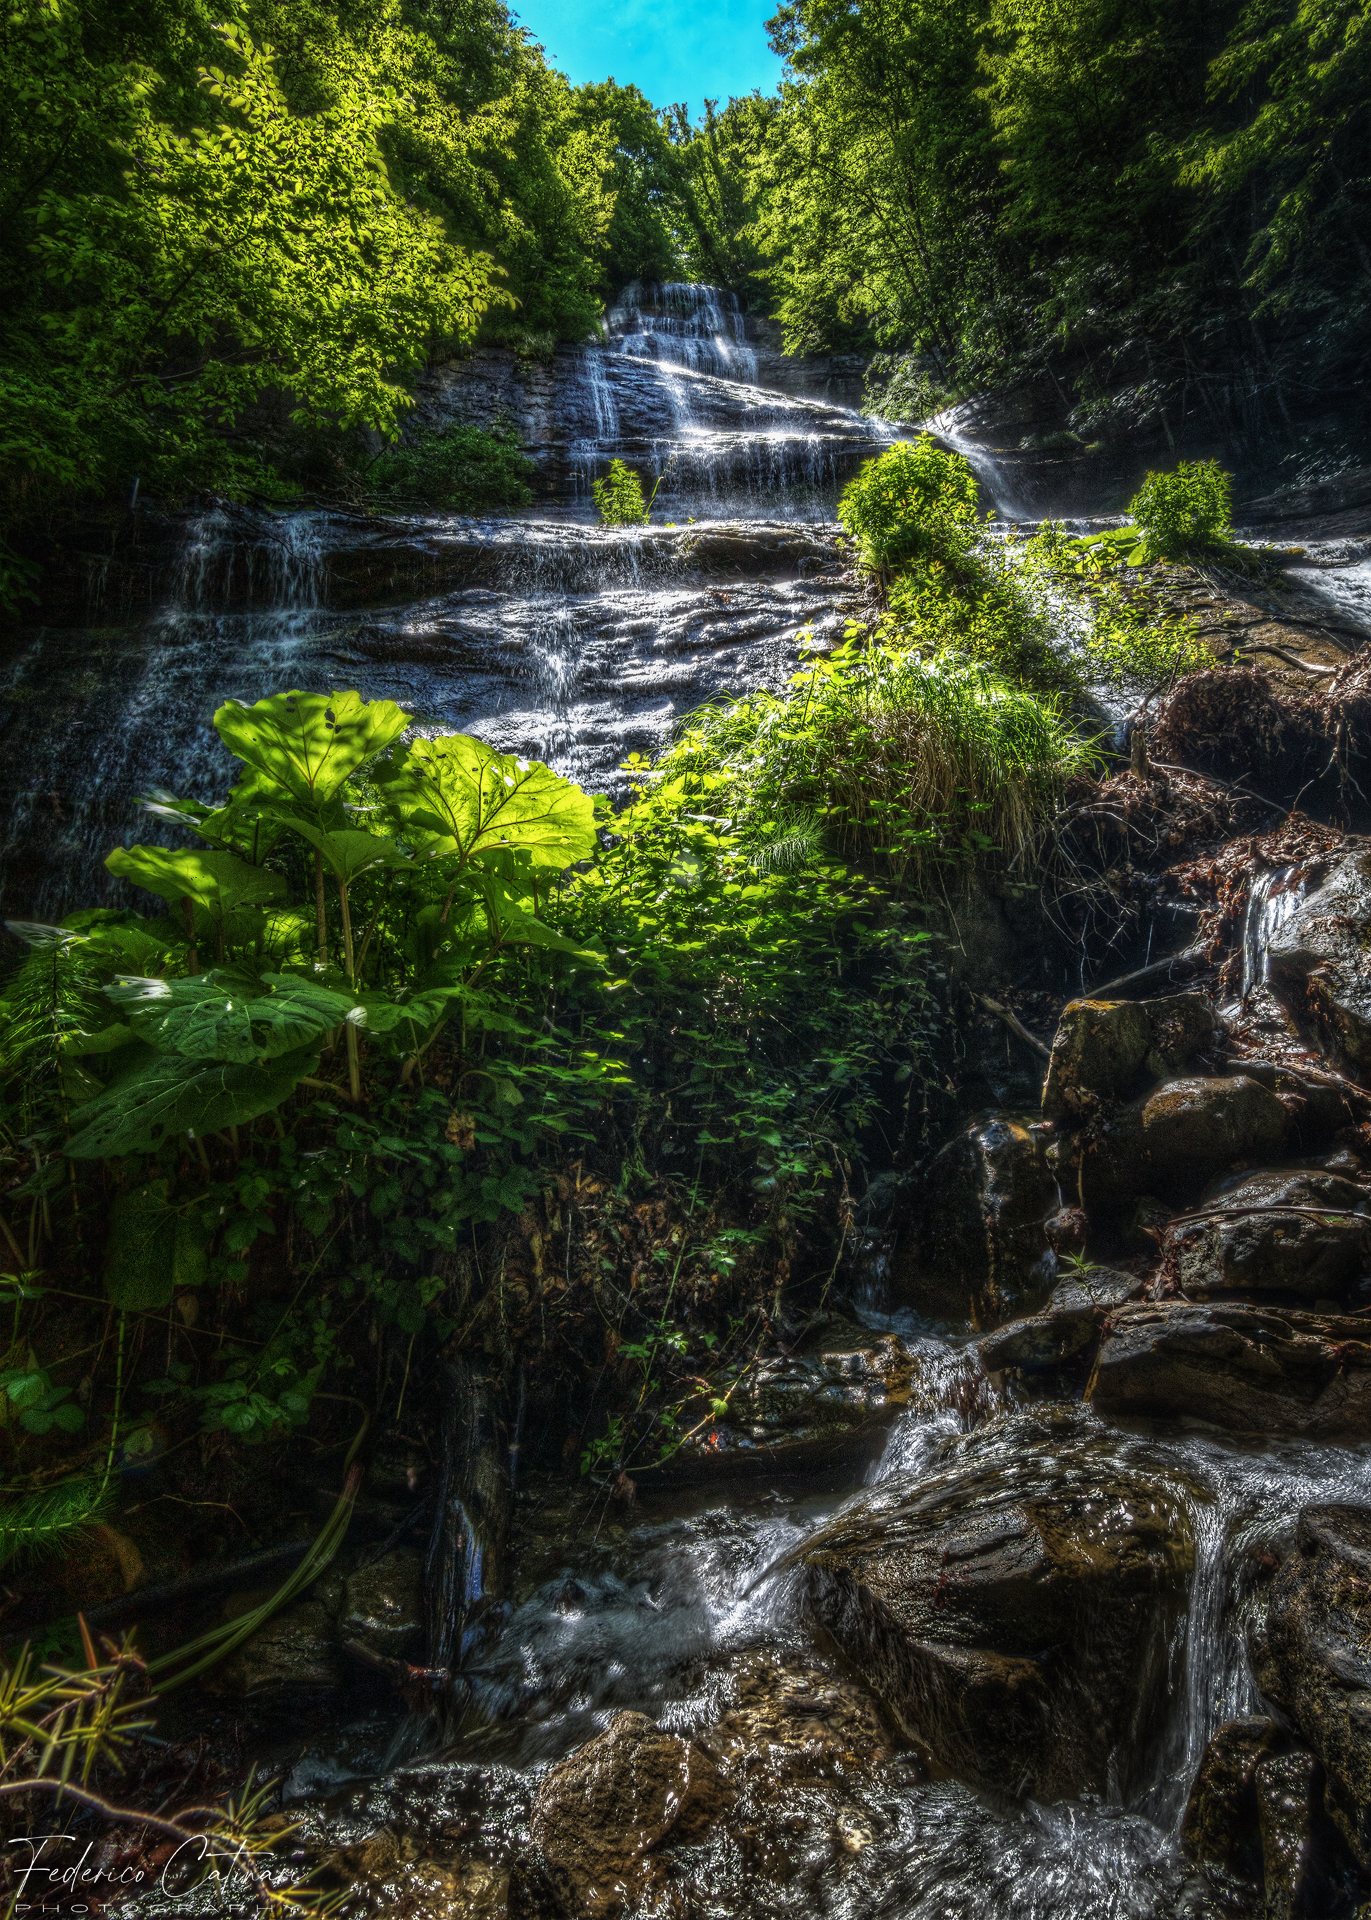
883, 546, 1078, 692
1128, 460, 1233, 560
366, 423, 534, 511
592, 458, 652, 525
837, 436, 981, 575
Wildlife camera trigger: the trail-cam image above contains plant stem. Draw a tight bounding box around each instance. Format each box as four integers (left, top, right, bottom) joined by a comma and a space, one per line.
313, 851, 328, 964
338, 878, 361, 1101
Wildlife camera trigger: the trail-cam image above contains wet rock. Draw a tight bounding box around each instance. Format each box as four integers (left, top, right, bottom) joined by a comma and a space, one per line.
1042, 993, 1220, 1122
288, 1760, 534, 1917
215, 1600, 341, 1694
1226, 1060, 1354, 1145
788, 1412, 1194, 1802
977, 1267, 1144, 1375
529, 1710, 731, 1917
1181, 1714, 1284, 1882
1162, 1188, 1370, 1307
1088, 1302, 1371, 1435
673, 1330, 919, 1470
1252, 1505, 1371, 1869
1263, 844, 1371, 1074
1044, 1205, 1089, 1257
1256, 1750, 1335, 1920
342, 1548, 425, 1658
893, 1113, 1056, 1324
1201, 1168, 1369, 1214
698, 1650, 893, 1789
1080, 1075, 1291, 1211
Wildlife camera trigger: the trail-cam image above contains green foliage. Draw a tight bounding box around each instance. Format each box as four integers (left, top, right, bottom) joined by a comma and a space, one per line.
1128, 460, 1234, 560
365, 422, 534, 511
751, 0, 1366, 445
0, 1476, 106, 1567
592, 459, 652, 526
1020, 522, 1218, 687
659, 641, 1090, 889
0, 1368, 84, 1436
837, 437, 981, 575
0, 0, 502, 556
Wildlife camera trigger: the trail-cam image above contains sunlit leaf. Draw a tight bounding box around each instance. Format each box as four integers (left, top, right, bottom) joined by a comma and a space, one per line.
214, 690, 412, 809
105, 846, 285, 918
374, 733, 596, 870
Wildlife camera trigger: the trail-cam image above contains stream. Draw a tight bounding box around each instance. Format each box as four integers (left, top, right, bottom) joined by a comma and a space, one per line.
7, 284, 1371, 1918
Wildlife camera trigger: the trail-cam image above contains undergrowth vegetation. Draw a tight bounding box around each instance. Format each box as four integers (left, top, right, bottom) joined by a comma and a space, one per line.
0, 438, 1236, 1608
840, 439, 1222, 696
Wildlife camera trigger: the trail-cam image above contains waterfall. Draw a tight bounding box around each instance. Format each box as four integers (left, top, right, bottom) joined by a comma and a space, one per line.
606, 280, 760, 386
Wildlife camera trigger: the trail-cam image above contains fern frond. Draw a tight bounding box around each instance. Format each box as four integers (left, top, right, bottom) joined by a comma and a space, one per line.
0, 1477, 109, 1571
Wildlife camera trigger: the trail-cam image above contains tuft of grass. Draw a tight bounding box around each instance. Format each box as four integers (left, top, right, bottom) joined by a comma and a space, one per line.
664, 642, 1096, 890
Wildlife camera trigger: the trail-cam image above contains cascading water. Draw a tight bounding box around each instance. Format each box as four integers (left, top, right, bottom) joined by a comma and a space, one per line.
11, 287, 1371, 1920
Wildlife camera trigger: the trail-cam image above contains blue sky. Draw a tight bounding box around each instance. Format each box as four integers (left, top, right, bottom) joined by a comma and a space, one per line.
511, 0, 786, 116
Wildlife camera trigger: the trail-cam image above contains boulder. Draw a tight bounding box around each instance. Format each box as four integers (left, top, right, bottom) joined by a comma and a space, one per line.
893, 1114, 1056, 1324
1080, 1075, 1291, 1211
671, 1329, 920, 1471
1264, 844, 1371, 1072
1226, 1060, 1354, 1145
1162, 1199, 1370, 1308
529, 1711, 730, 1918
1042, 993, 1220, 1122
1181, 1714, 1284, 1882
1200, 1169, 1369, 1214
1251, 1505, 1371, 1869
1088, 1302, 1371, 1435
977, 1267, 1143, 1375
341, 1549, 425, 1658
215, 1600, 341, 1695
785, 1413, 1194, 1802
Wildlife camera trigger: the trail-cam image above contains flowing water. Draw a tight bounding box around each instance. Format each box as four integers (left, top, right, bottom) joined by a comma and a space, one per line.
9, 288, 1371, 1916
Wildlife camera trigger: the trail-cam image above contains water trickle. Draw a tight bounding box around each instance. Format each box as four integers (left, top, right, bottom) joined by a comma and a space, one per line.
1240, 864, 1306, 998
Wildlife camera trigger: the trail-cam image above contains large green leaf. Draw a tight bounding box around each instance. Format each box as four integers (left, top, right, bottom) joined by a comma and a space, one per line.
374, 734, 596, 870
481, 884, 599, 958
106, 846, 285, 917
104, 969, 356, 1062
65, 1046, 319, 1159
104, 1178, 178, 1310
214, 691, 412, 809
276, 819, 412, 884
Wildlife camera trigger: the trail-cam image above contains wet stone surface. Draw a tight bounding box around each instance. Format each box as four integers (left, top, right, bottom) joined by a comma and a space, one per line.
787, 1409, 1195, 1804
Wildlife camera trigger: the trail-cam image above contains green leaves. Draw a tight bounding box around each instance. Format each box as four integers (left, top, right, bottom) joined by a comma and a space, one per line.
106, 846, 285, 917
103, 1177, 178, 1310
275, 819, 411, 884
65, 1047, 320, 1159
0, 1369, 84, 1435
375, 734, 596, 870
104, 969, 355, 1063
213, 691, 412, 810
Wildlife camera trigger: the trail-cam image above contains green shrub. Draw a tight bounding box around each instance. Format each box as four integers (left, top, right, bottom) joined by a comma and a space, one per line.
665, 642, 1093, 888
366, 423, 534, 511
592, 458, 652, 526
1128, 460, 1232, 560
883, 550, 1077, 693
837, 436, 981, 575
